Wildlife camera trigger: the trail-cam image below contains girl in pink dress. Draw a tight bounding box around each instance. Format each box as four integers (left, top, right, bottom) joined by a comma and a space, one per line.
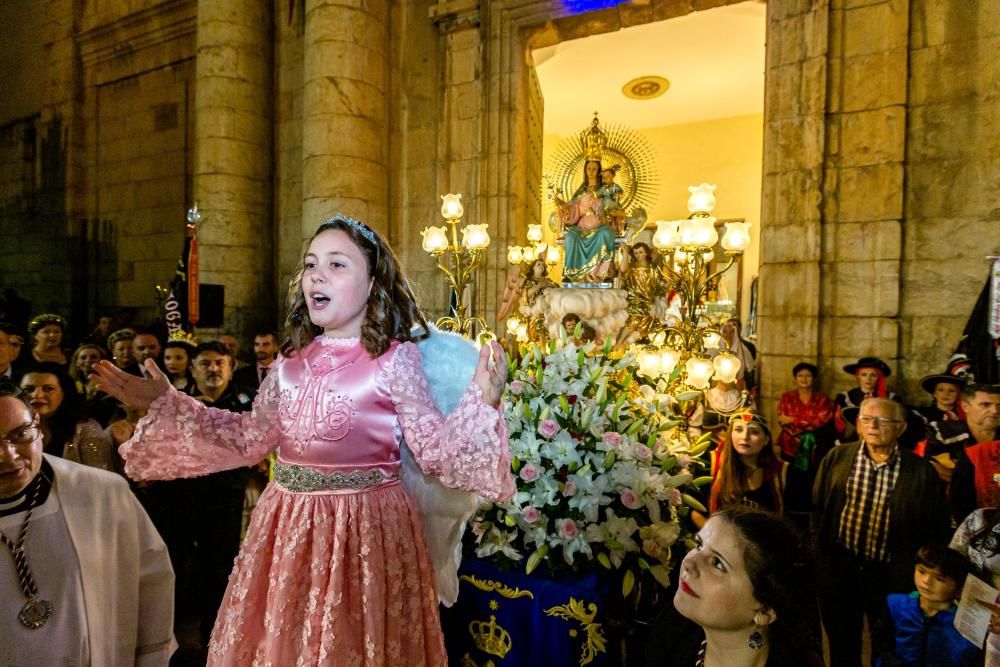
93, 215, 514, 666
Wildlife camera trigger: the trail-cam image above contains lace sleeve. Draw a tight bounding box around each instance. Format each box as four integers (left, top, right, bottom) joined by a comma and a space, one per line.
120, 367, 282, 481
383, 342, 515, 502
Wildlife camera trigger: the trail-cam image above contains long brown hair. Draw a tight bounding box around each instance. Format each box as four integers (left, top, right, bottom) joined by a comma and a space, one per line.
281, 215, 430, 358
711, 416, 782, 513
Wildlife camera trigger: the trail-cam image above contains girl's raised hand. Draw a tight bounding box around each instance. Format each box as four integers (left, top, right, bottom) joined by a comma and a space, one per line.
474, 340, 508, 409
91, 358, 171, 412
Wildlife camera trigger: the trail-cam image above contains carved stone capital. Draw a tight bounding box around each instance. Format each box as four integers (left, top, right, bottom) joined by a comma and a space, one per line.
429, 0, 481, 34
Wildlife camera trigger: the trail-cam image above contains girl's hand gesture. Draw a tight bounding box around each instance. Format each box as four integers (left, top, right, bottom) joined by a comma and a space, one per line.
91, 358, 171, 413
474, 340, 507, 409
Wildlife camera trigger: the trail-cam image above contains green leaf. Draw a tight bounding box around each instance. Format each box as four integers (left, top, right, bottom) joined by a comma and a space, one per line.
646, 433, 658, 448
539, 405, 550, 422
649, 564, 671, 588
604, 335, 613, 355
525, 544, 549, 575
626, 418, 645, 436
688, 439, 712, 457
597, 552, 612, 569
682, 493, 707, 513
692, 475, 714, 487
675, 391, 701, 402
637, 557, 650, 571
511, 456, 521, 472
559, 395, 571, 415
604, 451, 617, 470
622, 569, 636, 597
504, 514, 517, 527
659, 455, 677, 470
578, 350, 586, 367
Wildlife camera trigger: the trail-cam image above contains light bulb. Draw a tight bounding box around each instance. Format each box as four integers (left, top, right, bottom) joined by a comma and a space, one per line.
526, 224, 543, 242
687, 183, 717, 214
440, 193, 464, 219
685, 356, 714, 390
713, 352, 742, 384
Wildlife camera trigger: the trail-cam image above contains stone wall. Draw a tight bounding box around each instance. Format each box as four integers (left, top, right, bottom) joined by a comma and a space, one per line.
757, 0, 1000, 420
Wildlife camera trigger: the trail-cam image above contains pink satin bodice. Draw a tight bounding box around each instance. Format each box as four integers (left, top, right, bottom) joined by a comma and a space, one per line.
122, 335, 515, 502
275, 337, 402, 479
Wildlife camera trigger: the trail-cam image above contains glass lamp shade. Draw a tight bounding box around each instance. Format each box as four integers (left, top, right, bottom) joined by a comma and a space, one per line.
515, 323, 529, 342
713, 352, 742, 384
702, 249, 715, 262
637, 349, 663, 378
659, 348, 681, 375
440, 193, 464, 219
685, 216, 717, 248
507, 245, 524, 264
703, 331, 722, 349
421, 226, 449, 254
506, 317, 521, 332
653, 220, 680, 250
687, 183, 717, 214
526, 224, 543, 242
721, 221, 752, 252
534, 242, 547, 259
462, 224, 491, 250
685, 356, 714, 390
678, 220, 697, 246
545, 245, 561, 265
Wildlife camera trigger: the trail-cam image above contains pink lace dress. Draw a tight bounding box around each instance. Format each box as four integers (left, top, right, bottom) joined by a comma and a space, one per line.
121, 336, 514, 666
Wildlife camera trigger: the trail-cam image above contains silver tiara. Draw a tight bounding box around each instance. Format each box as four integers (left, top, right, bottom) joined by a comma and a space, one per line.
326, 214, 377, 246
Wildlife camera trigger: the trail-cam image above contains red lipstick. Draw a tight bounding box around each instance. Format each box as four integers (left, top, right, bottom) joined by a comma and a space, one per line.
680, 579, 700, 598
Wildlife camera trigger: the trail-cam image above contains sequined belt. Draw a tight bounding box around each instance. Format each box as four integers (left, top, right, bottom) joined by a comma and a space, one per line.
273, 462, 397, 493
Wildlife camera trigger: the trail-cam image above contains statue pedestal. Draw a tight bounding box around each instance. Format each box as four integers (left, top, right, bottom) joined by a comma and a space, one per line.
521, 287, 628, 342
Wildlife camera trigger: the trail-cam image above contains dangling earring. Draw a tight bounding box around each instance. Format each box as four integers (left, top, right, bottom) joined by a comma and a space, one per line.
748, 612, 765, 650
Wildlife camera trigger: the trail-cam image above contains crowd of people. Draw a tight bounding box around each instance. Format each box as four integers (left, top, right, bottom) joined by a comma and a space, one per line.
2, 216, 999, 665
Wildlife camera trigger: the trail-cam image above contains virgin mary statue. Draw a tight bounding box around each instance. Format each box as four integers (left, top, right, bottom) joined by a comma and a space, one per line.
557, 159, 620, 282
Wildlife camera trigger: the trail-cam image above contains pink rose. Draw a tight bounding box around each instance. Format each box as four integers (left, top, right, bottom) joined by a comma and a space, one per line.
602, 432, 623, 448
520, 464, 539, 482
667, 488, 682, 507
634, 444, 653, 463
676, 454, 692, 467
538, 419, 560, 439
643, 539, 663, 559
558, 518, 579, 540
509, 380, 525, 395
522, 506, 541, 523
472, 521, 485, 536
620, 488, 643, 510
563, 480, 578, 497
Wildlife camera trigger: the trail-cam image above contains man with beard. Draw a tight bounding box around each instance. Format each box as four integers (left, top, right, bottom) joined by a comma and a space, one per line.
144, 341, 254, 653
232, 331, 278, 390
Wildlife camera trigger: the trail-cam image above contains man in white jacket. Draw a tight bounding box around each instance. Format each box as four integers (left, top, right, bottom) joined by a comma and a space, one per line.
0, 383, 175, 666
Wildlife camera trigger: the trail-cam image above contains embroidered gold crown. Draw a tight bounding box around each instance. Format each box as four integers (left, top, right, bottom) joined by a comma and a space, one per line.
469, 615, 512, 659
167, 330, 199, 347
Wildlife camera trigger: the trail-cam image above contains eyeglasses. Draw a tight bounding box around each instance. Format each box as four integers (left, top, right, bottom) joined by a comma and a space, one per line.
0, 423, 40, 448
857, 415, 902, 428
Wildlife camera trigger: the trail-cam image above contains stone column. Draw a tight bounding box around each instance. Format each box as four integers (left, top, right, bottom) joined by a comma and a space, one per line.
194, 0, 274, 332
301, 0, 390, 237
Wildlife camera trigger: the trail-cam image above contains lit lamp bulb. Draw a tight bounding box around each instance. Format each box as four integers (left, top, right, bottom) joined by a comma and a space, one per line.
703, 331, 722, 349
688, 216, 717, 248
526, 224, 543, 243
678, 220, 697, 247
685, 356, 714, 390
659, 348, 681, 375
721, 221, 752, 252
441, 193, 464, 219
515, 322, 529, 342
421, 226, 449, 254
687, 183, 717, 214
462, 224, 491, 250
534, 242, 547, 260
506, 316, 521, 333
508, 245, 524, 264
546, 245, 561, 265
713, 352, 742, 384
652, 220, 680, 251
637, 349, 663, 378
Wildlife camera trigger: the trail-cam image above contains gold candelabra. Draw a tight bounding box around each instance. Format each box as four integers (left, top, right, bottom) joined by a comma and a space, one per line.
421, 194, 493, 340
636, 184, 752, 410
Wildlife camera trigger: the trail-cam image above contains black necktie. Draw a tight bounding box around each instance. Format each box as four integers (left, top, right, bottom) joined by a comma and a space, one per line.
260, 366, 268, 383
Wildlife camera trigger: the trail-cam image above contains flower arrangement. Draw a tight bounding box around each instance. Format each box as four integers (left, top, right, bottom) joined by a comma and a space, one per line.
473, 331, 712, 596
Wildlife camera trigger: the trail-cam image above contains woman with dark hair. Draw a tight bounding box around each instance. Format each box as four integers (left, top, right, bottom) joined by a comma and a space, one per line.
28, 313, 69, 367
92, 213, 513, 665
645, 506, 821, 666
68, 343, 106, 400
693, 412, 788, 529
776, 362, 834, 471
163, 337, 197, 394
19, 362, 81, 457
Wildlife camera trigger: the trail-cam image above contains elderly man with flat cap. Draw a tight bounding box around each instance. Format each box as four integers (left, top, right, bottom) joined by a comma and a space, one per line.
0, 382, 175, 665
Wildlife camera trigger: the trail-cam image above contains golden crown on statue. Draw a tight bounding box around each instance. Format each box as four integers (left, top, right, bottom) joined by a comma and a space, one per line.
469, 615, 512, 659
581, 112, 608, 162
